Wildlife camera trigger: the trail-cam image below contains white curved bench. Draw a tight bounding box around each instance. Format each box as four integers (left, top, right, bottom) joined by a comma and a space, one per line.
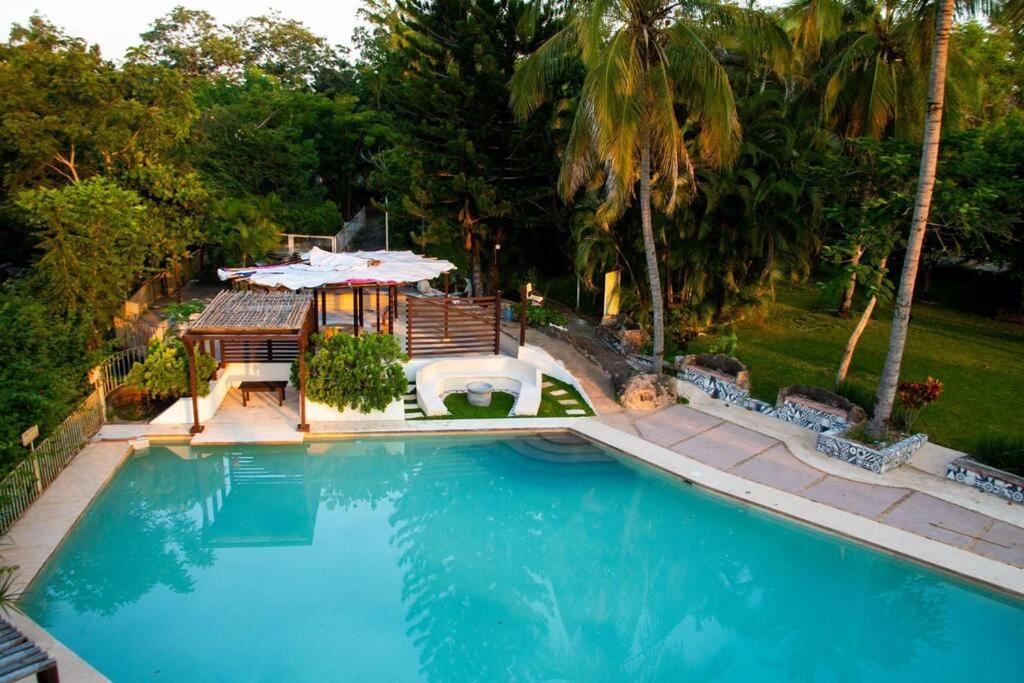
416, 355, 543, 417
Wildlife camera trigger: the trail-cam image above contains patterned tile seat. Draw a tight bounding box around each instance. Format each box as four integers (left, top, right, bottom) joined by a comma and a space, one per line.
783, 394, 849, 419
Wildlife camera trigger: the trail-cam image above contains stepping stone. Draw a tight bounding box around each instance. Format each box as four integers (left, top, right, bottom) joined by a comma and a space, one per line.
550, 389, 568, 396
542, 382, 554, 388
558, 399, 578, 406
566, 409, 587, 415
406, 411, 424, 419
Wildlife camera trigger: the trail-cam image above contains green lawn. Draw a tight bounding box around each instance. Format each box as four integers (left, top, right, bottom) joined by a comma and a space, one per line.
431, 375, 594, 419
689, 281, 1024, 452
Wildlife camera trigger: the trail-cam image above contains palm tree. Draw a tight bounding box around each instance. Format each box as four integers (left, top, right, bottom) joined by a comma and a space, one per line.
866, 0, 958, 435
786, 0, 977, 317
510, 0, 788, 371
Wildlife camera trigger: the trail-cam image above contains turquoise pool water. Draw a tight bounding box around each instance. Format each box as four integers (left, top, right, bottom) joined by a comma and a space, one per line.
21, 435, 1024, 681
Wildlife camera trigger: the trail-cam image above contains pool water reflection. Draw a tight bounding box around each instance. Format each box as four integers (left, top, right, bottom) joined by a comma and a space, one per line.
21, 435, 1024, 681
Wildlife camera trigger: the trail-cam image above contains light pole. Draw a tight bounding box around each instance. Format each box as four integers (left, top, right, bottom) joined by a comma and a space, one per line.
384, 196, 390, 251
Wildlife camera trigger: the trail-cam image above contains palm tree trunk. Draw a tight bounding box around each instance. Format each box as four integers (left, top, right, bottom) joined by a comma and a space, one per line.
835, 294, 876, 387
836, 258, 888, 387
838, 245, 863, 318
868, 0, 954, 437
640, 141, 665, 373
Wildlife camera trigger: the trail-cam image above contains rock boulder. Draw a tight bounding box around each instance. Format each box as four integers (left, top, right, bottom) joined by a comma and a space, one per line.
616, 373, 677, 410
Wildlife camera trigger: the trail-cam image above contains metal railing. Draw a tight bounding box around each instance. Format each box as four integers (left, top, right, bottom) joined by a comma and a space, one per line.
0, 344, 149, 534
0, 389, 105, 534
280, 207, 367, 255
96, 345, 148, 395
122, 249, 204, 321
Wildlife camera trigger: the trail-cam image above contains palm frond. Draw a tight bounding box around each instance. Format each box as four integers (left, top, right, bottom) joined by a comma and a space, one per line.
663, 22, 741, 169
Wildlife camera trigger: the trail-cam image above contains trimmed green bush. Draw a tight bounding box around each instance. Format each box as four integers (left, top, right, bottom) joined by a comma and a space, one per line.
125, 338, 218, 400
295, 333, 407, 413
512, 303, 567, 328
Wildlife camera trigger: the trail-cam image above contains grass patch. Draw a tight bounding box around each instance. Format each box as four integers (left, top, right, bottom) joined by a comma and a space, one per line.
969, 436, 1024, 476
423, 375, 595, 419
539, 376, 595, 417
689, 280, 1024, 452
441, 391, 517, 419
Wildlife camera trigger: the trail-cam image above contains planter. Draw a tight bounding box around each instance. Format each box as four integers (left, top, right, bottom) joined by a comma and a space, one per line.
675, 354, 751, 403
775, 386, 867, 434
946, 457, 1024, 503
466, 382, 494, 407
815, 428, 928, 473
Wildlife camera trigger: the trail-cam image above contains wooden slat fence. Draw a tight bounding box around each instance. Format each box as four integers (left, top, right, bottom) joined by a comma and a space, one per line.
406, 295, 501, 358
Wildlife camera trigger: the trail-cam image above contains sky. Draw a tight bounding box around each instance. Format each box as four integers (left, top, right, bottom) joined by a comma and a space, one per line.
1, 1, 367, 60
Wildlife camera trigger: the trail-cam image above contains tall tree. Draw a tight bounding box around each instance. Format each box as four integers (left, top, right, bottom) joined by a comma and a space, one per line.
786, 0, 978, 317
365, 0, 567, 295
511, 0, 788, 370
868, 0, 977, 436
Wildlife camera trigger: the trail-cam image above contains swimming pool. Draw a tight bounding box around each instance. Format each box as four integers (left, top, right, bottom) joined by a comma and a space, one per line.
21, 434, 1024, 681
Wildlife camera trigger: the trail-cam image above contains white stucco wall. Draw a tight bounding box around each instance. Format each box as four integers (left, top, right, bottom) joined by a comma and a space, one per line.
150, 362, 293, 425
515, 344, 595, 411
305, 398, 406, 422
415, 355, 542, 417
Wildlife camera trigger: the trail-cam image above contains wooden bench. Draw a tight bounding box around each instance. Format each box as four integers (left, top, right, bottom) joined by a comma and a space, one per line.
0, 618, 59, 683
238, 381, 288, 407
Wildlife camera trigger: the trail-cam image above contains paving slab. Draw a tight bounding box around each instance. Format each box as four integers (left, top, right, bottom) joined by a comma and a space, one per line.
883, 492, 993, 549
730, 443, 824, 494
672, 422, 778, 470
803, 476, 911, 519
974, 520, 1024, 567
633, 405, 722, 447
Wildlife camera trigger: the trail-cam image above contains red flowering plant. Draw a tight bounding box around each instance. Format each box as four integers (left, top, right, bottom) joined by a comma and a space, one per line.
894, 377, 943, 432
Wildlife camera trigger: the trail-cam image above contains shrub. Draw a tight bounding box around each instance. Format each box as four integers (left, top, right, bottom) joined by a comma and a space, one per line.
894, 377, 943, 431
970, 436, 1024, 477
125, 338, 218, 400
706, 332, 738, 356
835, 381, 876, 417
511, 303, 567, 328
295, 333, 406, 413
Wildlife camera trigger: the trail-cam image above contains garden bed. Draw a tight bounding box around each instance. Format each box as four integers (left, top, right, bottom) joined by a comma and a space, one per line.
816, 427, 928, 473
106, 386, 173, 423
946, 457, 1024, 503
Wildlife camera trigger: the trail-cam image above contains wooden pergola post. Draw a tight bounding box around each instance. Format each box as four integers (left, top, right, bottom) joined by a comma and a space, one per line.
375, 285, 381, 332
312, 288, 319, 334
388, 285, 396, 335
184, 337, 204, 434
520, 284, 527, 347
297, 332, 309, 432
352, 286, 360, 337
493, 292, 502, 355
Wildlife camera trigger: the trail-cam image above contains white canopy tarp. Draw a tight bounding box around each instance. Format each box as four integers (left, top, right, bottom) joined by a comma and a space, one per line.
218, 247, 457, 290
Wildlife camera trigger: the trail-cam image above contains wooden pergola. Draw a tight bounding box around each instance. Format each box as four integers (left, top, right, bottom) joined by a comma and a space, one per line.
182, 290, 315, 434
